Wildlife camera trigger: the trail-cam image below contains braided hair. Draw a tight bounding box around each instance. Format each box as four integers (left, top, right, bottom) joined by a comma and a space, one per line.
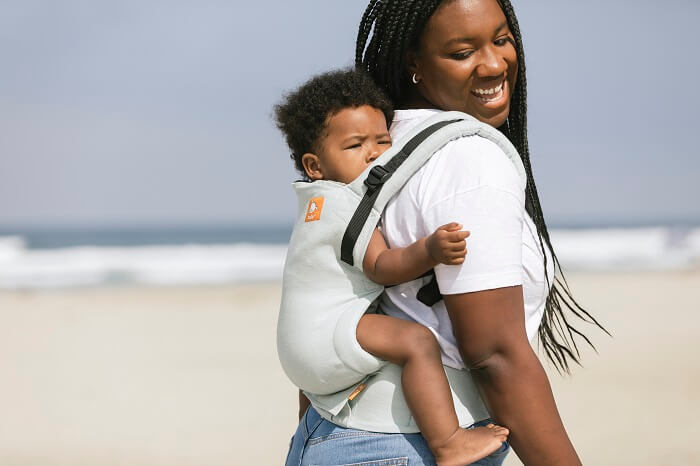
356, 0, 609, 373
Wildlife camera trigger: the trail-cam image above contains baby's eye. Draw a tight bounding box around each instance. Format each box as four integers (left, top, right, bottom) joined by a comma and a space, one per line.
379, 140, 391, 145
345, 143, 362, 150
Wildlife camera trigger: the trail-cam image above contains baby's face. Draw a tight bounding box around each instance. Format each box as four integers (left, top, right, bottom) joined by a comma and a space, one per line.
313, 105, 392, 184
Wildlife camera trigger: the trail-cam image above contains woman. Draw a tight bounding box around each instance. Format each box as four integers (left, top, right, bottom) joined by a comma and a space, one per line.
286, 0, 606, 464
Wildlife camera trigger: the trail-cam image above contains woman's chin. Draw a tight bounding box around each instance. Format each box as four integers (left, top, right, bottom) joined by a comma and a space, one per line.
463, 81, 512, 127
466, 106, 510, 128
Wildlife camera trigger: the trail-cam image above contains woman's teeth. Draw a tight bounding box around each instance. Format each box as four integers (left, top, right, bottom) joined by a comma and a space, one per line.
472, 82, 504, 102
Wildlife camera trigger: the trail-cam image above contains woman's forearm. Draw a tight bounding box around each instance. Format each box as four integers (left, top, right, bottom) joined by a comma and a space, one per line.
444, 288, 580, 466
470, 347, 581, 465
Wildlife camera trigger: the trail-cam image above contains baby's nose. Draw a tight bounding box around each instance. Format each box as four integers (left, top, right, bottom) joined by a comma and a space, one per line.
367, 146, 381, 162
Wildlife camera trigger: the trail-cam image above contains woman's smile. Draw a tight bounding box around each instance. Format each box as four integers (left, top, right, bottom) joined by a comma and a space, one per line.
470, 78, 508, 108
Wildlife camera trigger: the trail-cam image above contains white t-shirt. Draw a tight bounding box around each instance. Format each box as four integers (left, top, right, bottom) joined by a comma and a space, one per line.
380, 109, 554, 369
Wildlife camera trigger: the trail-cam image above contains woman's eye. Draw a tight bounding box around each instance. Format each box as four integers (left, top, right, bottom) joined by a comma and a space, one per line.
495, 36, 514, 47
450, 50, 474, 60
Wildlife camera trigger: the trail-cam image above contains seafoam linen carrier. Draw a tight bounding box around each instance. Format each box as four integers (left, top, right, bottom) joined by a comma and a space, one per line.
277, 110, 527, 421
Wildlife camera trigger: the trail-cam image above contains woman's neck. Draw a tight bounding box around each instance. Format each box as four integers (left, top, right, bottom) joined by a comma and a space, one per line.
400, 92, 439, 111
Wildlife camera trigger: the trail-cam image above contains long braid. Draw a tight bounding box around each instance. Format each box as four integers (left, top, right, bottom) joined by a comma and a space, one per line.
355, 1, 380, 67
386, 2, 409, 98
357, 0, 443, 103
356, 0, 609, 373
498, 0, 610, 372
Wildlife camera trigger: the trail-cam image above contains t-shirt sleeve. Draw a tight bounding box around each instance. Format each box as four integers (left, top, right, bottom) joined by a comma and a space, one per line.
419, 136, 525, 295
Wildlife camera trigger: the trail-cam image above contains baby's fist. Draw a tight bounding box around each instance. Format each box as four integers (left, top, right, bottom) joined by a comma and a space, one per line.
427, 222, 470, 265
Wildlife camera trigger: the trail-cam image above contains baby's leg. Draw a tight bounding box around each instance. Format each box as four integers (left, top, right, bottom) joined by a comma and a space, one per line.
357, 314, 509, 466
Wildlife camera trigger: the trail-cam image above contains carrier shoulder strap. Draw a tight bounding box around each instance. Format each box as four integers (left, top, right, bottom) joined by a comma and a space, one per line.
340, 118, 461, 265
339, 111, 526, 306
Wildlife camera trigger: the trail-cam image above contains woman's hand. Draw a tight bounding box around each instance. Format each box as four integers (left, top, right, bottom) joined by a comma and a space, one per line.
426, 222, 470, 265
444, 287, 582, 466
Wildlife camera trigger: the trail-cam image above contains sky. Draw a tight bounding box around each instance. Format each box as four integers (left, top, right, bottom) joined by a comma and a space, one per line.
1, 0, 698, 229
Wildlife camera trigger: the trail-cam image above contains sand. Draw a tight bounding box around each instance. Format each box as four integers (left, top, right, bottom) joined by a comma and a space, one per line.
0, 271, 698, 465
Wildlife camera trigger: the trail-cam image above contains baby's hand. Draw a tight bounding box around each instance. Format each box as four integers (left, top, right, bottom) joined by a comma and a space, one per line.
426, 222, 470, 265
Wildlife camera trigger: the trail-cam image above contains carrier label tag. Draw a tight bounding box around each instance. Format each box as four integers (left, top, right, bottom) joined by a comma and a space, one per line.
305, 197, 324, 222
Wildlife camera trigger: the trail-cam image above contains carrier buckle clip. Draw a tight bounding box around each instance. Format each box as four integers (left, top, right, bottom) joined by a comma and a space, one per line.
364, 165, 392, 191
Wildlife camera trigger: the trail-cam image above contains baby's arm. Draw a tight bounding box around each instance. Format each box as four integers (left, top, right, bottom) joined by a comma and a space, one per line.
362, 222, 470, 286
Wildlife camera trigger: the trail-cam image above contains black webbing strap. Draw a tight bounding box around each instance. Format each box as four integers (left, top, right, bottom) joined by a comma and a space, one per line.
388, 268, 442, 306
416, 270, 442, 306
340, 118, 462, 266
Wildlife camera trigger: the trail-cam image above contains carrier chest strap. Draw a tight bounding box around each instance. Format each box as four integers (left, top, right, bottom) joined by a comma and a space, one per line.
340, 119, 462, 266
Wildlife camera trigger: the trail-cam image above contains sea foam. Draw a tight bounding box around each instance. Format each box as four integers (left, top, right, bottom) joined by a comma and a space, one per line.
0, 241, 287, 289
0, 227, 698, 289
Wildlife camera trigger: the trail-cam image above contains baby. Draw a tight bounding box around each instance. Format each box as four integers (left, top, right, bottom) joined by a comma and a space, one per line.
275, 69, 508, 465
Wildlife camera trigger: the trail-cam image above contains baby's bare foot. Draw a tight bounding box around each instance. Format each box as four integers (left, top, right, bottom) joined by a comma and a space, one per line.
433, 425, 509, 466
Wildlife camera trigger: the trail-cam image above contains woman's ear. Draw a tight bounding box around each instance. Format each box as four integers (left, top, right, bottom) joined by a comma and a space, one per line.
405, 49, 420, 81
301, 153, 324, 180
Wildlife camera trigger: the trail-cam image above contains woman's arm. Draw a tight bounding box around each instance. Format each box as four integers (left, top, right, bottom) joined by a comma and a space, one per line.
444, 287, 581, 466
363, 224, 469, 286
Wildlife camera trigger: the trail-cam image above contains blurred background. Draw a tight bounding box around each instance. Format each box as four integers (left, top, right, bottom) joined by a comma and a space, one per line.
0, 0, 698, 465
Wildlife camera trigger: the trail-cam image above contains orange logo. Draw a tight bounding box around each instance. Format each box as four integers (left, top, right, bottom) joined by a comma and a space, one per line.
305, 197, 324, 222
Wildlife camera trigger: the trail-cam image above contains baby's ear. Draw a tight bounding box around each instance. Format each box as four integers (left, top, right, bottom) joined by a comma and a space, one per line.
301, 153, 324, 180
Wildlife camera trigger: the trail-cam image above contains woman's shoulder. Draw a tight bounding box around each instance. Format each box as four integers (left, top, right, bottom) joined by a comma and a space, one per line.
424, 134, 525, 196
392, 110, 524, 192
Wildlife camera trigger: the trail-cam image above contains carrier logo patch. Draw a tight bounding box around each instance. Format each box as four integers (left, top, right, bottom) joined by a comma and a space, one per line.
305, 197, 324, 222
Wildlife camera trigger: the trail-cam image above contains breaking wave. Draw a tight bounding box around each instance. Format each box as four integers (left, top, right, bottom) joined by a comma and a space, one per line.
1, 226, 699, 289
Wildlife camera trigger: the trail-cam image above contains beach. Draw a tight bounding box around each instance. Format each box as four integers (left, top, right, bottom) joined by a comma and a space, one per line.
1, 271, 698, 465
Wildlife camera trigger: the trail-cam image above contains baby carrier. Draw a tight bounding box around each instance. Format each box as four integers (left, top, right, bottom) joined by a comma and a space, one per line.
277, 111, 527, 402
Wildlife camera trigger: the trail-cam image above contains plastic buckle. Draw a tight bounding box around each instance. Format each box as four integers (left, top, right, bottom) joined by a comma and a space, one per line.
364, 165, 391, 191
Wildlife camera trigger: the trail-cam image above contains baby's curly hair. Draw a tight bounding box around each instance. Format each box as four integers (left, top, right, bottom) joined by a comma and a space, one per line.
274, 68, 393, 180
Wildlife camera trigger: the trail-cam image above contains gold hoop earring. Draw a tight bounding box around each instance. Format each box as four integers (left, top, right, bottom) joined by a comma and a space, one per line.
411, 73, 420, 84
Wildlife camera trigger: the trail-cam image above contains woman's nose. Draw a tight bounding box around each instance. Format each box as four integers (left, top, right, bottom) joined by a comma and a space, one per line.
475, 45, 507, 78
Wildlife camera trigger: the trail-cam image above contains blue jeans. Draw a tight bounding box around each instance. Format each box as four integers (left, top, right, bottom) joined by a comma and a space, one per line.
285, 407, 510, 465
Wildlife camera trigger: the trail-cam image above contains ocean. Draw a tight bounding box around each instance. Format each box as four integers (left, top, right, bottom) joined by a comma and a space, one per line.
1, 223, 699, 289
